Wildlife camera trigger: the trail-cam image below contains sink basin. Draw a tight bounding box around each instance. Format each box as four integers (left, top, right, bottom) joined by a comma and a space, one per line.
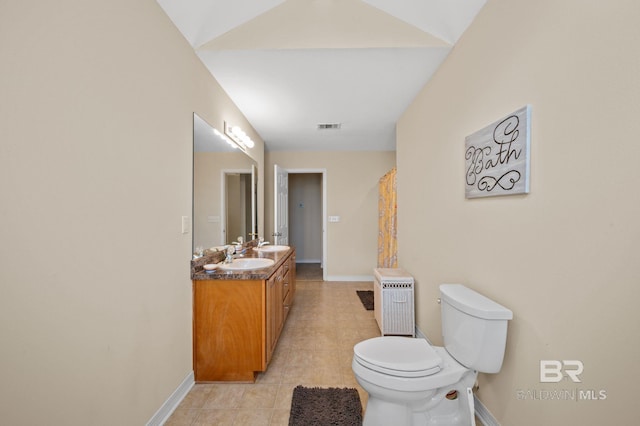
218, 258, 275, 271
255, 245, 290, 252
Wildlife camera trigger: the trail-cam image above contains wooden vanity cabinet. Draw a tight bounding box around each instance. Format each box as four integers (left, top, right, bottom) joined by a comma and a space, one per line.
193, 249, 295, 382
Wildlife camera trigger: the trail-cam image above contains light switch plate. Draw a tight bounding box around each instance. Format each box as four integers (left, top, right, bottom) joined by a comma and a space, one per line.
181, 216, 190, 234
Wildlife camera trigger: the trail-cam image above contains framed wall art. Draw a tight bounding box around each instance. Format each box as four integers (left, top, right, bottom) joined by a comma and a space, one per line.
465, 105, 531, 198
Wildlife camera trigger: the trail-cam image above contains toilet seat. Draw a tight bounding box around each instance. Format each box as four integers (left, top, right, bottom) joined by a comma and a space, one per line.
353, 337, 443, 378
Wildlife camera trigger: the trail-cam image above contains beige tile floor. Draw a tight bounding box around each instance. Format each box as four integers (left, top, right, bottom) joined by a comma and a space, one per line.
165, 277, 379, 426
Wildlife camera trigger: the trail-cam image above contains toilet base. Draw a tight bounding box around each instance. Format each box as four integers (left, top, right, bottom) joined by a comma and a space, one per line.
363, 396, 412, 426
361, 370, 477, 426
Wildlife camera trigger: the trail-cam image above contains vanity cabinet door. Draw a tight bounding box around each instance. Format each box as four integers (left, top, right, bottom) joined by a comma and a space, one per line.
285, 253, 296, 315
266, 266, 285, 364
275, 271, 284, 336
291, 253, 296, 294
265, 274, 278, 364
282, 260, 290, 316
193, 279, 264, 382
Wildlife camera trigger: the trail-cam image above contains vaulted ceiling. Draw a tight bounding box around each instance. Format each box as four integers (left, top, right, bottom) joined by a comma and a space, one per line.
157, 0, 486, 151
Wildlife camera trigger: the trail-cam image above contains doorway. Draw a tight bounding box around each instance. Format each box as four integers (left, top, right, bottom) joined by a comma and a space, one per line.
222, 169, 252, 245
275, 167, 327, 280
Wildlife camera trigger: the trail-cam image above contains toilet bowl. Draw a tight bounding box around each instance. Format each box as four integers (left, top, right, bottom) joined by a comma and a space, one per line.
352, 284, 512, 426
353, 337, 476, 425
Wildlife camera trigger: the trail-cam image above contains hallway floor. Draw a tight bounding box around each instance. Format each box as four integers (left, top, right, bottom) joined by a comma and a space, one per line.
293, 262, 323, 281
166, 279, 378, 425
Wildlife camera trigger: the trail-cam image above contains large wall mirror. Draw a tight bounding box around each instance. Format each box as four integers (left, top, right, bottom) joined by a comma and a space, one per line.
193, 113, 258, 256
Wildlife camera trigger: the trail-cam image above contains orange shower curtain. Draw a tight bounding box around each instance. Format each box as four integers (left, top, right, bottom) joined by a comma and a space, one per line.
377, 167, 397, 268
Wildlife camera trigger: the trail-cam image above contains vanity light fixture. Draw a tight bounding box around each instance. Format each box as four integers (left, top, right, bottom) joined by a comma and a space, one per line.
224, 121, 255, 151
212, 127, 241, 150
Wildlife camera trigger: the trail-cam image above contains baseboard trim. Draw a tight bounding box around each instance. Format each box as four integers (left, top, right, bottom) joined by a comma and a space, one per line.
474, 395, 500, 426
295, 259, 322, 264
146, 370, 194, 426
325, 275, 374, 282
415, 327, 429, 342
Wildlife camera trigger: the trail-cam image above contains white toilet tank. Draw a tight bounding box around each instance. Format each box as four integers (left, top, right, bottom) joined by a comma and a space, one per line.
440, 284, 513, 373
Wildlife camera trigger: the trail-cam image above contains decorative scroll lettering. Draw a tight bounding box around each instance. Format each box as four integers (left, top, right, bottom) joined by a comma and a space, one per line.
464, 106, 531, 198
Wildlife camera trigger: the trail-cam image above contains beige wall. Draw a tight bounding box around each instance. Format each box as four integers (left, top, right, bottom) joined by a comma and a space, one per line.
0, 1, 263, 424
266, 151, 396, 279
397, 1, 640, 424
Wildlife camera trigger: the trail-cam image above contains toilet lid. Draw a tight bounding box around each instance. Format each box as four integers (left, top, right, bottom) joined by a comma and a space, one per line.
354, 337, 443, 378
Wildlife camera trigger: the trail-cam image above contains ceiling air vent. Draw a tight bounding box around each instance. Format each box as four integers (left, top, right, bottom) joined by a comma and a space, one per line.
317, 123, 342, 130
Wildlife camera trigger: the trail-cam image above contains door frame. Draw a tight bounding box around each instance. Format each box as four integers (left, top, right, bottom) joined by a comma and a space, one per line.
274, 164, 289, 245
276, 167, 327, 281
221, 168, 251, 246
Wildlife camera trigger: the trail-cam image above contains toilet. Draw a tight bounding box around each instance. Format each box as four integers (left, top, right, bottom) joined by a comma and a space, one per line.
352, 284, 513, 426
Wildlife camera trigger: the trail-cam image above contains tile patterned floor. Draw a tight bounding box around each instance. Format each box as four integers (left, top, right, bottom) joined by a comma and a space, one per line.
166, 278, 378, 426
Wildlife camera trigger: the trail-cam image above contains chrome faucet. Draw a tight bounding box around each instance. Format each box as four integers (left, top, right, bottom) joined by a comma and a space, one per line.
224, 246, 235, 263
257, 237, 270, 248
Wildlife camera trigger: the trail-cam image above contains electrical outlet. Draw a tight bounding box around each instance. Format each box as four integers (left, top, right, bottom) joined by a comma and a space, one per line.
329, 216, 340, 223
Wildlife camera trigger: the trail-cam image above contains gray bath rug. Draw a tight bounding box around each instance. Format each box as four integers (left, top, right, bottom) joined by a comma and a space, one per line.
356, 290, 374, 310
289, 385, 363, 426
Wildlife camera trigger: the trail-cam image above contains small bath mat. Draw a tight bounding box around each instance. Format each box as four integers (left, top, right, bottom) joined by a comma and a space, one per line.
356, 290, 374, 311
289, 385, 363, 426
